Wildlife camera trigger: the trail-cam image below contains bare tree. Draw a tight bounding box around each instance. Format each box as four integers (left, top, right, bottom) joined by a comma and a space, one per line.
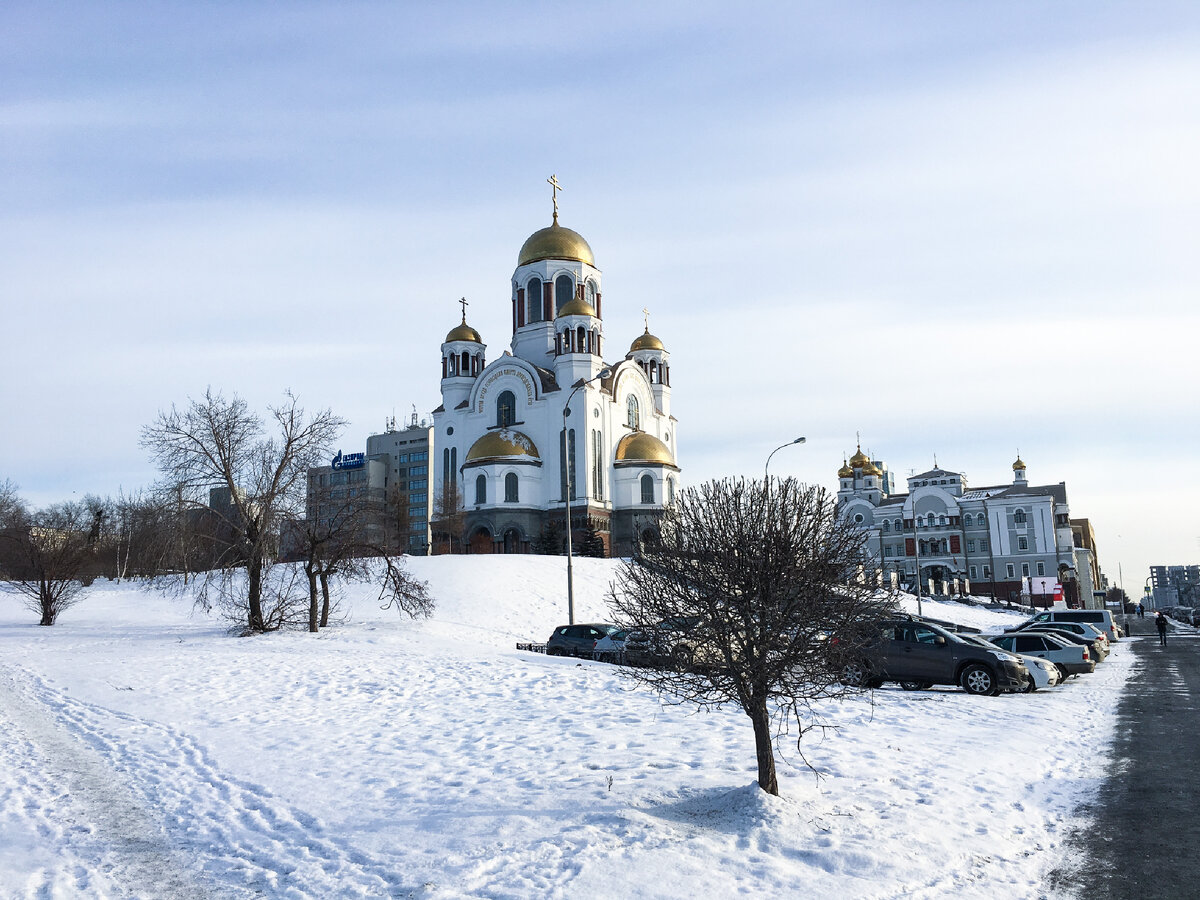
141, 389, 344, 633
431, 476, 465, 555
0, 498, 95, 625
608, 477, 897, 796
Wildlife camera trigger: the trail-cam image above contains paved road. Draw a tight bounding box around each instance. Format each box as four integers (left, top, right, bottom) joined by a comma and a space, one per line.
1049, 617, 1200, 898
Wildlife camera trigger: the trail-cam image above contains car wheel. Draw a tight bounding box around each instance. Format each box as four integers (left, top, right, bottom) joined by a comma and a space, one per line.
961, 664, 998, 696
1055, 663, 1069, 680
1023, 677, 1037, 693
899, 681, 931, 691
840, 661, 871, 688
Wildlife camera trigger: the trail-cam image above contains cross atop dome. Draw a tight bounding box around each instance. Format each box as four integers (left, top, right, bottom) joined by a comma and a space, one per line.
547, 174, 563, 224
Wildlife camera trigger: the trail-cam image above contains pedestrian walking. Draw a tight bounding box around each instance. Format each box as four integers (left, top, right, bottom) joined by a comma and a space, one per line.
1155, 611, 1168, 646
1138, 602, 1145, 618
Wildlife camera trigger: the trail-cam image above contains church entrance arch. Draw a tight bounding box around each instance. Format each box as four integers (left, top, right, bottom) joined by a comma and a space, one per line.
469, 526, 494, 555
502, 528, 522, 554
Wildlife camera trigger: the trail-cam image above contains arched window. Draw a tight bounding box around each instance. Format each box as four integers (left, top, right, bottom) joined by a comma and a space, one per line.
497, 390, 516, 427
586, 280, 597, 304
475, 474, 486, 505
964, 514, 973, 526
504, 472, 518, 503
666, 477, 675, 504
939, 515, 947, 526
555, 274, 574, 314
627, 395, 640, 430
895, 519, 903, 531
883, 520, 891, 532
640, 473, 654, 504
460, 351, 470, 372
926, 514, 936, 527
1014, 508, 1027, 524
577, 325, 586, 353
527, 277, 543, 323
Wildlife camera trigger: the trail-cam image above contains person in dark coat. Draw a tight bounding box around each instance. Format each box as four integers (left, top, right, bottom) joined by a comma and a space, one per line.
1155, 611, 1168, 646
1137, 602, 1145, 618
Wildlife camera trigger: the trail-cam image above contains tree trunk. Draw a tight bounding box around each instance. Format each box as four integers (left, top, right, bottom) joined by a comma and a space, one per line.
247, 555, 265, 632
307, 564, 319, 633
749, 698, 778, 795
319, 570, 331, 628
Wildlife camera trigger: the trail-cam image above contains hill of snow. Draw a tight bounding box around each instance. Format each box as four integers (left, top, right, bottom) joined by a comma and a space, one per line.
0, 556, 1130, 898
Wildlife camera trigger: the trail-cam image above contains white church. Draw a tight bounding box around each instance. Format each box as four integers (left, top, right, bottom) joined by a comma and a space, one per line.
432, 181, 680, 556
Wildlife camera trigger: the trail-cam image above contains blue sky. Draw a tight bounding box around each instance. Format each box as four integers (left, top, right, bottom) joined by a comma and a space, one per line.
3, 2, 1198, 588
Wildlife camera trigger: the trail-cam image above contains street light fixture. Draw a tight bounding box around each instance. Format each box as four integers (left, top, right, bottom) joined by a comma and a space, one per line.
764, 436, 806, 482
563, 367, 611, 624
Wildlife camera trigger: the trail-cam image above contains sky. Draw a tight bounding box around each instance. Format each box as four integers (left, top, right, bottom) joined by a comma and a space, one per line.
3, 2, 1198, 589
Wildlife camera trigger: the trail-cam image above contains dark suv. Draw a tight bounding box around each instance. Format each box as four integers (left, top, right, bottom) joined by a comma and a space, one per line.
840, 616, 1029, 696
546, 623, 620, 658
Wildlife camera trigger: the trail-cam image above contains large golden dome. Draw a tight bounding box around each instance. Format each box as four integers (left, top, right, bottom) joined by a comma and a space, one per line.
849, 447, 871, 469
615, 432, 676, 466
630, 327, 664, 352
518, 223, 595, 267
465, 430, 540, 462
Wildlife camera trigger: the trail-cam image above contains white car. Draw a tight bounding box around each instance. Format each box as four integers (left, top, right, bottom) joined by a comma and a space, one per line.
592, 629, 630, 664
960, 635, 1062, 692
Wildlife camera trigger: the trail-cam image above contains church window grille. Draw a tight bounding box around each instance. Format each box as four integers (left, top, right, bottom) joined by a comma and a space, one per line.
527, 278, 543, 322
627, 396, 640, 430
591, 429, 604, 501
1014, 508, 1027, 524
640, 474, 654, 504
504, 472, 518, 503
475, 474, 487, 505
555, 275, 573, 315
497, 390, 516, 427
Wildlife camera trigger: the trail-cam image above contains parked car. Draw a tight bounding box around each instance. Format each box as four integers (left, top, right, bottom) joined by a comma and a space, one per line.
1009, 621, 1109, 659
1170, 607, 1195, 624
839, 616, 1030, 696
624, 616, 704, 667
592, 629, 629, 663
1189, 609, 1200, 627
1021, 608, 1123, 642
958, 635, 1063, 691
547, 623, 621, 658
986, 631, 1095, 678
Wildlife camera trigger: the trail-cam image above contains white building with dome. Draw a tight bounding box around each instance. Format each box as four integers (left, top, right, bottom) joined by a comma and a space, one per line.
431, 196, 680, 556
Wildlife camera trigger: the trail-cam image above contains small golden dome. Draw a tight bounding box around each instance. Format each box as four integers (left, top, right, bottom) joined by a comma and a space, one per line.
849, 447, 870, 469
630, 328, 664, 352
518, 223, 594, 267
1013, 456, 1026, 471
863, 461, 882, 477
446, 320, 482, 343
557, 296, 597, 317
615, 432, 675, 466
838, 460, 853, 478
464, 429, 539, 462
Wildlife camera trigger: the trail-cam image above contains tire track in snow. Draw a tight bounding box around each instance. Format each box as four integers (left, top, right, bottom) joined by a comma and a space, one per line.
7, 665, 418, 898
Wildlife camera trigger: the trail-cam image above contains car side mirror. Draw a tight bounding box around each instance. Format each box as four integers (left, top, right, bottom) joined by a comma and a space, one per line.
934, 636, 946, 646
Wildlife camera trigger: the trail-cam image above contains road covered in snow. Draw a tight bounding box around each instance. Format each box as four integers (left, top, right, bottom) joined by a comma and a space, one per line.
0, 556, 1133, 898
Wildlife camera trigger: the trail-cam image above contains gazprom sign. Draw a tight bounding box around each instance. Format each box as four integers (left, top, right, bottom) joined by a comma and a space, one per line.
331, 450, 365, 470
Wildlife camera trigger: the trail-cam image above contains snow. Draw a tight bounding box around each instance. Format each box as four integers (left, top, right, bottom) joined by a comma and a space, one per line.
0, 557, 1133, 898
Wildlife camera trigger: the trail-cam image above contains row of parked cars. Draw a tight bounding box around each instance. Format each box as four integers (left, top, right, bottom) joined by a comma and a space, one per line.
1162, 606, 1200, 626
542, 607, 1123, 698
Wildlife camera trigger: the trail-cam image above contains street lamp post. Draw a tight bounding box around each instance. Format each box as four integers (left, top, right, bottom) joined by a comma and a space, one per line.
764, 436, 806, 482
563, 367, 611, 625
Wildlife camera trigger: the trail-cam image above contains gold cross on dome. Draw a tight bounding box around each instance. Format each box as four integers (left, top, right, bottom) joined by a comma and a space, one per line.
642, 307, 651, 330
547, 174, 563, 223
459, 296, 469, 322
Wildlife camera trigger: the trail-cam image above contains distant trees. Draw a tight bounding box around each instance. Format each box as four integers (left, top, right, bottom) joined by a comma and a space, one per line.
608, 477, 896, 796
432, 477, 465, 555
142, 389, 344, 633
0, 490, 95, 625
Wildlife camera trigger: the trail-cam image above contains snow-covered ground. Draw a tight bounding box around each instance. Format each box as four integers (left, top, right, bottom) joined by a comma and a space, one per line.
0, 557, 1133, 899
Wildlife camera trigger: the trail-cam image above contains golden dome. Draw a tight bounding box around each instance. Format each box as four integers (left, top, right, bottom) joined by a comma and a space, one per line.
615, 432, 675, 466
464, 429, 540, 462
630, 328, 664, 352
863, 461, 882, 477
849, 447, 870, 469
838, 460, 853, 478
446, 320, 482, 343
557, 296, 597, 317
1013, 456, 1026, 471
518, 223, 594, 267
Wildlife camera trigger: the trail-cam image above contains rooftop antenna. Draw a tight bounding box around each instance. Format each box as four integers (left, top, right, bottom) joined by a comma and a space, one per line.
411, 404, 419, 427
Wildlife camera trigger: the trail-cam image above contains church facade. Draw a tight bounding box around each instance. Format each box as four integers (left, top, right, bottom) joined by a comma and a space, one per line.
432, 194, 680, 556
